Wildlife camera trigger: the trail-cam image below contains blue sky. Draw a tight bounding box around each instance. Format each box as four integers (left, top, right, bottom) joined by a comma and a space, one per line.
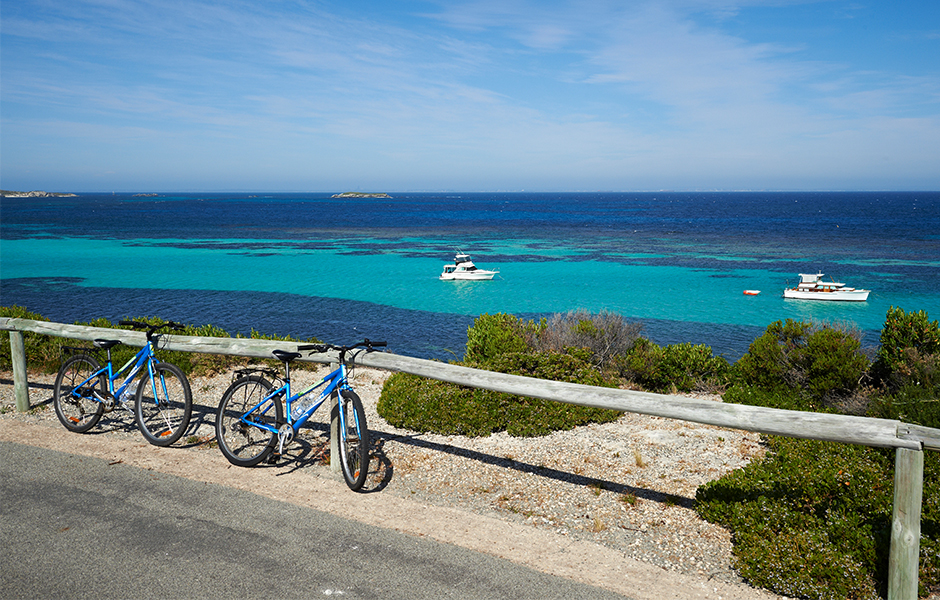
1, 0, 938, 192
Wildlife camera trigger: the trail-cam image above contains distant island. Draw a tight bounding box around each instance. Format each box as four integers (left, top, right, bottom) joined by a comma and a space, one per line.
1, 190, 78, 198
331, 192, 392, 198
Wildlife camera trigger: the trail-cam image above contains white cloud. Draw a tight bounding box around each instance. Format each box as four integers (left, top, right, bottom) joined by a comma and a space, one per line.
2, 0, 938, 190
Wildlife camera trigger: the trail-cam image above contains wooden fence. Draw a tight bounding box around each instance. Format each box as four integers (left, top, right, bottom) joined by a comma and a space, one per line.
3, 317, 939, 600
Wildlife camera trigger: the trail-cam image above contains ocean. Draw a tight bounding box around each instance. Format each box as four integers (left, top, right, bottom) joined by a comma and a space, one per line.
2, 191, 938, 362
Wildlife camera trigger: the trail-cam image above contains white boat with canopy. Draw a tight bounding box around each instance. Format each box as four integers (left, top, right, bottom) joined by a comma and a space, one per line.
440, 251, 498, 281
783, 272, 870, 301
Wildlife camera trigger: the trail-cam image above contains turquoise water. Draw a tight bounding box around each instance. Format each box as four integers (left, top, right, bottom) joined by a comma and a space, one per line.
2, 191, 938, 359
1, 235, 926, 332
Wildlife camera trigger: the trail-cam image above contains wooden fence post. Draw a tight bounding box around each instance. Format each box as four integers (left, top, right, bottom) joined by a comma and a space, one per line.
329, 362, 340, 475
889, 447, 924, 600
10, 331, 30, 412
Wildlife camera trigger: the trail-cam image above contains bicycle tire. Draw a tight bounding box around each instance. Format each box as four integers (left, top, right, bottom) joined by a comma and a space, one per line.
216, 376, 281, 467
53, 354, 105, 433
134, 362, 193, 446
338, 389, 370, 491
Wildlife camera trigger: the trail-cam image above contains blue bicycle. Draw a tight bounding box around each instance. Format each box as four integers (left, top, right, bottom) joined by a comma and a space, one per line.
215, 339, 386, 491
53, 320, 193, 446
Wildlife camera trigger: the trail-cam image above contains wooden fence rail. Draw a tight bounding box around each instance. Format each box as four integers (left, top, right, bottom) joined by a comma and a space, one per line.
2, 316, 938, 599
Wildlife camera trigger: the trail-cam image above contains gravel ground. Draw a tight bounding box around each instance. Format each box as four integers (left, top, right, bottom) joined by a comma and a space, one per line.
1, 365, 789, 598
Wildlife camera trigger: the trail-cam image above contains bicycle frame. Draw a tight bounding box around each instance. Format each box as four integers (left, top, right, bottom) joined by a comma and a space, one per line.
239, 362, 352, 436
70, 341, 158, 406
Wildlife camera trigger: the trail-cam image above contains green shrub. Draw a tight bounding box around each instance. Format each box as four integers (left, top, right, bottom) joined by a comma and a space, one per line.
378, 348, 622, 437
660, 342, 730, 392
800, 327, 869, 400
619, 337, 665, 389
872, 307, 940, 394
733, 319, 869, 405
735, 319, 812, 391
697, 435, 940, 599
463, 313, 542, 367
377, 373, 494, 436
620, 338, 728, 393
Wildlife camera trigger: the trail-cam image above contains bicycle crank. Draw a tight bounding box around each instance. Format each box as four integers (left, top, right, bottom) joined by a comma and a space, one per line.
271, 424, 294, 464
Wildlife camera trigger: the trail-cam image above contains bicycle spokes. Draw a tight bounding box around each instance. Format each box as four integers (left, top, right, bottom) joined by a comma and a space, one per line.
54, 354, 105, 433
134, 363, 192, 447
338, 391, 369, 491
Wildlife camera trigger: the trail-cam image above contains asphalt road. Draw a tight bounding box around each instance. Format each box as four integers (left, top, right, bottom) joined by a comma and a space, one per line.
0, 441, 630, 599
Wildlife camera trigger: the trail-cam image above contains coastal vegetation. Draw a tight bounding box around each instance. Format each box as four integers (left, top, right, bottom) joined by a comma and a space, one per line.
2, 304, 938, 598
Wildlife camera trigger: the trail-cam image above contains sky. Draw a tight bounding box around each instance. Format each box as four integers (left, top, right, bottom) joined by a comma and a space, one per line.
1, 0, 938, 192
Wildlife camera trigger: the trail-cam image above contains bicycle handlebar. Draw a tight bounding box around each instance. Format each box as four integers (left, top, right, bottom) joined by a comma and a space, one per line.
297, 339, 387, 355
119, 320, 185, 340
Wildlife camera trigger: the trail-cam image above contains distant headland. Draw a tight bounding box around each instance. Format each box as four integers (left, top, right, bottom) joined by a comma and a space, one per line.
331, 192, 392, 198
1, 190, 78, 198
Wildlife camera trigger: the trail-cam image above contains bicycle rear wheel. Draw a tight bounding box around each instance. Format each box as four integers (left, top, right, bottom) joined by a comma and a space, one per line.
338, 389, 370, 491
135, 362, 193, 446
216, 376, 281, 467
53, 354, 105, 433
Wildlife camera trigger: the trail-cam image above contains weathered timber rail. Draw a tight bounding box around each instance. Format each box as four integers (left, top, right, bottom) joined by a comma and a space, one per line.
2, 317, 938, 599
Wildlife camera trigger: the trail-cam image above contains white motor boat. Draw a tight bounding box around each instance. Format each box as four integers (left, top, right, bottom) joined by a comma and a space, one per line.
440, 252, 498, 281
783, 272, 870, 302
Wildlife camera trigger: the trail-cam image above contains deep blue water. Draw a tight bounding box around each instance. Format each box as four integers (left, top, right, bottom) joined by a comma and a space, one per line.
2, 191, 938, 361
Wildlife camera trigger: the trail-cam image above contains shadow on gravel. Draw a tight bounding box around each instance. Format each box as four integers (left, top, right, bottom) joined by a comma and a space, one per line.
366, 429, 693, 509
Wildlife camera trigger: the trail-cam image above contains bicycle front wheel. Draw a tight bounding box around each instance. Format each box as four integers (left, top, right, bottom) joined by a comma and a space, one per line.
216, 376, 281, 467
53, 354, 105, 433
338, 389, 370, 491
135, 362, 193, 446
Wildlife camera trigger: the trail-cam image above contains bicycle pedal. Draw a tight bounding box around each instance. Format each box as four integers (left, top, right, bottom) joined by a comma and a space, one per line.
267, 452, 280, 465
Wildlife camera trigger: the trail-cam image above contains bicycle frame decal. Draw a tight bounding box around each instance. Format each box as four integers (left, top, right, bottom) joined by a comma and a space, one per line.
291, 371, 343, 427
110, 344, 153, 398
